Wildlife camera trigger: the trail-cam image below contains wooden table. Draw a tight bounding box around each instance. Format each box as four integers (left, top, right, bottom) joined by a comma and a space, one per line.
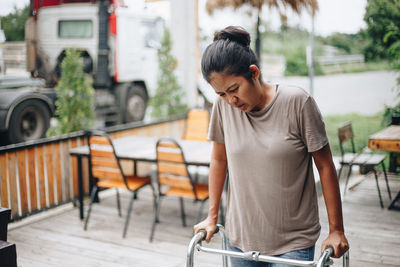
369, 125, 400, 210
70, 136, 213, 219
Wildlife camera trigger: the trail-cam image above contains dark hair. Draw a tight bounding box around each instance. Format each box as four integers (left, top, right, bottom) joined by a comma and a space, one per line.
201, 26, 261, 83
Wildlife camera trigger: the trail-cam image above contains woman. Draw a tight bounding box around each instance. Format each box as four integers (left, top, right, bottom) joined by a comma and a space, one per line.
193, 26, 349, 267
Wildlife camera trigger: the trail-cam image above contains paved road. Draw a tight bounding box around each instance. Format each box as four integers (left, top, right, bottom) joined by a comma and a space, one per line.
4, 69, 399, 116
270, 71, 399, 116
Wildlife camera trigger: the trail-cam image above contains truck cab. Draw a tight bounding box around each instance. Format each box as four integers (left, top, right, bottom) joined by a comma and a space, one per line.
26, 0, 163, 123
0, 0, 163, 145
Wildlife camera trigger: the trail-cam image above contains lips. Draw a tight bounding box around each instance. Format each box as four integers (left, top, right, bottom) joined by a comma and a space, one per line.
237, 104, 246, 111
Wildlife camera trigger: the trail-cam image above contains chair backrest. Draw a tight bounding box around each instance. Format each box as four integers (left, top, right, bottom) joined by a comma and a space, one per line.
338, 121, 356, 156
183, 108, 209, 141
87, 131, 126, 185
156, 138, 196, 194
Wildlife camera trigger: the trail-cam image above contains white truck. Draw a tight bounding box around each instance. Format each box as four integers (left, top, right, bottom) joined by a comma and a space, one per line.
0, 0, 163, 144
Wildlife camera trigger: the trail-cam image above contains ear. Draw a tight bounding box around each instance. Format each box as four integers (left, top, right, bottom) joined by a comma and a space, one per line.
249, 65, 260, 81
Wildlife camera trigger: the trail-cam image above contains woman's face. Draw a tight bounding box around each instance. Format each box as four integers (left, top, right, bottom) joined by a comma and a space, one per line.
209, 68, 265, 112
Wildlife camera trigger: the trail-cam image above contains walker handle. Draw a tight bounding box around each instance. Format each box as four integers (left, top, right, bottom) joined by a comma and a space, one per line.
198, 226, 220, 241
325, 246, 334, 257
316, 245, 334, 267
187, 226, 221, 267
321, 246, 350, 267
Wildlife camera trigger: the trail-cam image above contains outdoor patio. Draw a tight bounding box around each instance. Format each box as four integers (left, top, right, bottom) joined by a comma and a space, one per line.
7, 171, 400, 267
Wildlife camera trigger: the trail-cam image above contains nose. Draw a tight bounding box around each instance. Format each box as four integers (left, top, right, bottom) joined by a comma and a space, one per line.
228, 95, 238, 105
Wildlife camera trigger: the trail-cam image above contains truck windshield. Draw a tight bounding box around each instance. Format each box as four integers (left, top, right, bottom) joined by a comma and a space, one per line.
59, 20, 93, 38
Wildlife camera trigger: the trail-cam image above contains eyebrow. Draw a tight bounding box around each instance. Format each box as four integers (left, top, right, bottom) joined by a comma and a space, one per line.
216, 83, 238, 95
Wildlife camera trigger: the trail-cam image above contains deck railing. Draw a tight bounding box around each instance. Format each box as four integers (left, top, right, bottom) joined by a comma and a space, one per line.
0, 116, 186, 221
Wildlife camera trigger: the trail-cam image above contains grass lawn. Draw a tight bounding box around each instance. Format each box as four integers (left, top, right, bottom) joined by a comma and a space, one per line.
323, 112, 385, 157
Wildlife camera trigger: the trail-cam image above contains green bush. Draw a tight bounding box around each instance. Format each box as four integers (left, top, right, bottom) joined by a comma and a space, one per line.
323, 33, 365, 55
0, 5, 29, 41
284, 46, 324, 76
149, 29, 187, 120
284, 47, 309, 76
47, 48, 96, 136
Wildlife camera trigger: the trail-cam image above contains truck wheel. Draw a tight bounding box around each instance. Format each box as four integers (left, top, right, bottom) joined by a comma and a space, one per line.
8, 100, 50, 144
125, 85, 147, 122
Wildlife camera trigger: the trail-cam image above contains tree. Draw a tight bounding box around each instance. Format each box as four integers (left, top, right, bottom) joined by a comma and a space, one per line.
323, 33, 364, 54
47, 49, 96, 136
364, 0, 400, 127
0, 5, 30, 41
149, 29, 187, 120
363, 0, 400, 62
205, 0, 318, 61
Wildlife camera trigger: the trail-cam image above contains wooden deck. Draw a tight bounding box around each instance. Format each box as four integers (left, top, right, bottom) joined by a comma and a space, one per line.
7, 172, 400, 267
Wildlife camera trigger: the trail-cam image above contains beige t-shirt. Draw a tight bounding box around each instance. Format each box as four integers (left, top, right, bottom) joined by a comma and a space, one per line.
208, 84, 328, 255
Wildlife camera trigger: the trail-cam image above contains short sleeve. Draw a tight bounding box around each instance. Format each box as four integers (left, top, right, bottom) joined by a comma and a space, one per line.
299, 96, 328, 152
208, 97, 225, 144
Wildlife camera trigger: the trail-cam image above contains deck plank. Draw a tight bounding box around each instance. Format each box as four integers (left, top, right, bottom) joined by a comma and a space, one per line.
8, 173, 400, 267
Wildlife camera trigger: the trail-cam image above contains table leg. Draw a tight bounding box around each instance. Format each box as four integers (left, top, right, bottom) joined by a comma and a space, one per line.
133, 160, 137, 176
77, 155, 84, 220
133, 160, 138, 199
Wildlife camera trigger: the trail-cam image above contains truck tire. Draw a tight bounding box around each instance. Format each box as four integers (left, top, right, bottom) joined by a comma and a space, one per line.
125, 85, 147, 122
8, 100, 50, 144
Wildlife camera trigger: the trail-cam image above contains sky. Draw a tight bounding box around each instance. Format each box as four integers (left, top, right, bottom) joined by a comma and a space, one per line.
195, 0, 367, 37
0, 0, 367, 37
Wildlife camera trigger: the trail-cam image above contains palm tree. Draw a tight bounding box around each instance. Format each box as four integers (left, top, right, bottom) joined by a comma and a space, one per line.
205, 0, 318, 62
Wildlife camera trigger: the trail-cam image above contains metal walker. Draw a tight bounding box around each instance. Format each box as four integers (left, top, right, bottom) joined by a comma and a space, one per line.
187, 224, 350, 267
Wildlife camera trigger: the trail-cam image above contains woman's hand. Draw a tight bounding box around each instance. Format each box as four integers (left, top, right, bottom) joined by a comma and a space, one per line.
193, 216, 218, 243
321, 230, 349, 258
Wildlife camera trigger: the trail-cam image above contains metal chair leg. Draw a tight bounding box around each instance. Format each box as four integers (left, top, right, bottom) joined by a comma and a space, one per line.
116, 188, 121, 217
150, 183, 157, 211
179, 197, 186, 227
389, 192, 400, 210
150, 196, 161, 242
381, 162, 392, 200
122, 192, 136, 238
372, 169, 384, 208
337, 165, 344, 181
195, 200, 206, 223
84, 186, 99, 230
343, 165, 353, 195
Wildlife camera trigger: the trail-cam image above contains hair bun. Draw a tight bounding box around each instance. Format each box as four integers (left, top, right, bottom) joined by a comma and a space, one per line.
213, 26, 251, 47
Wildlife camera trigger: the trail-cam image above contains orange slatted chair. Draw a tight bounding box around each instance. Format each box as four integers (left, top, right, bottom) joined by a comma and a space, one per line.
338, 121, 391, 208
183, 108, 210, 141
183, 108, 210, 184
149, 137, 209, 242
183, 108, 225, 225
84, 130, 154, 237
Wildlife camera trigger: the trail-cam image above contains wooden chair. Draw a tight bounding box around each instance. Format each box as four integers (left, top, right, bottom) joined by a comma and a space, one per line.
183, 108, 226, 225
149, 138, 209, 242
84, 130, 153, 237
338, 122, 391, 208
183, 108, 210, 141
183, 108, 210, 182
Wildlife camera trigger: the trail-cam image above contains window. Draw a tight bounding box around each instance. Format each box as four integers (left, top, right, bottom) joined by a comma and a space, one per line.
140, 19, 163, 48
58, 20, 93, 38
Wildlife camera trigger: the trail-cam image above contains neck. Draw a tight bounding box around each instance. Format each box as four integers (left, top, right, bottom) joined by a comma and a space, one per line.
254, 82, 275, 111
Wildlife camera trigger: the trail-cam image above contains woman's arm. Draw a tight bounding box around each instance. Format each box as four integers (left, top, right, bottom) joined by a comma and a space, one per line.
193, 141, 227, 242
311, 143, 349, 258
